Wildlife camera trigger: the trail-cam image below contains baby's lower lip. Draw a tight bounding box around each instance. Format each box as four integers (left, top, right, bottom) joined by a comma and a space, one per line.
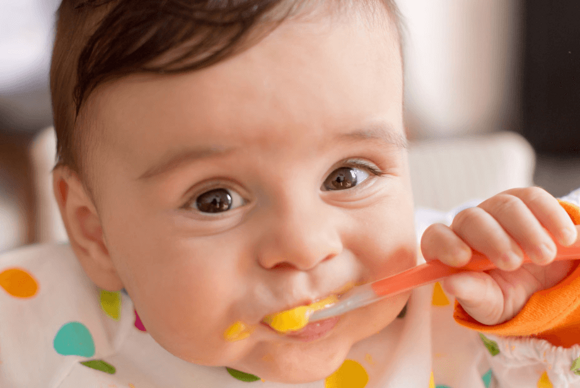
262, 316, 340, 342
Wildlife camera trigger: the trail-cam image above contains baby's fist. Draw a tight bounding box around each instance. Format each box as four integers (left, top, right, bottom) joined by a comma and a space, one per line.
421, 187, 580, 325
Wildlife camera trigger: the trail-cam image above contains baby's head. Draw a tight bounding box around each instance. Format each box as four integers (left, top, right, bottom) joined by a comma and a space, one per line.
50, 0, 417, 383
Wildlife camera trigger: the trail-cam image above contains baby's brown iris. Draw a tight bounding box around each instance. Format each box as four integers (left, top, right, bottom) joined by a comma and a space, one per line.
324, 167, 357, 190
196, 189, 232, 213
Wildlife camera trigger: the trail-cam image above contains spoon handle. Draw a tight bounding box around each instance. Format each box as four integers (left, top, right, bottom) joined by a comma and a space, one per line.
309, 245, 580, 322
372, 246, 580, 296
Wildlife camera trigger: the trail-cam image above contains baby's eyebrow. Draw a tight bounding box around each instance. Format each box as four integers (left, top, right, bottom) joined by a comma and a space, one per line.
138, 124, 405, 180
138, 146, 235, 180
338, 124, 408, 149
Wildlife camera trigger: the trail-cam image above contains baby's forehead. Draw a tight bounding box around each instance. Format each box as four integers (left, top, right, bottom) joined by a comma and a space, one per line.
75, 0, 399, 118
88, 14, 403, 151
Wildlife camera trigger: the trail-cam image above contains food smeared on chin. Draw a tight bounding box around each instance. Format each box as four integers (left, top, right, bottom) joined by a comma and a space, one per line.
262, 295, 339, 333
224, 321, 253, 342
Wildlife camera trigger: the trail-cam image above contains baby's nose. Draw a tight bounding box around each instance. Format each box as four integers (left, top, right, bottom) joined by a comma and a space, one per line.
256, 201, 343, 271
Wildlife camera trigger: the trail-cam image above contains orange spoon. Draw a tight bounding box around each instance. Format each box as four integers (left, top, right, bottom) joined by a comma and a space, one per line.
309, 244, 580, 322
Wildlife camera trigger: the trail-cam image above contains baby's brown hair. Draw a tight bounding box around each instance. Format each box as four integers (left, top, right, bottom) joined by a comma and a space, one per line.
50, 0, 402, 179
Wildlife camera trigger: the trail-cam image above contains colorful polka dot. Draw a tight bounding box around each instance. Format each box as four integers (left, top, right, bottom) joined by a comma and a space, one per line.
431, 282, 450, 306
99, 290, 121, 320
478, 333, 500, 356
537, 371, 553, 388
80, 359, 116, 374
571, 356, 580, 375
325, 359, 368, 388
134, 309, 146, 332
53, 322, 95, 357
0, 268, 38, 298
226, 367, 261, 382
482, 369, 492, 388
429, 372, 452, 388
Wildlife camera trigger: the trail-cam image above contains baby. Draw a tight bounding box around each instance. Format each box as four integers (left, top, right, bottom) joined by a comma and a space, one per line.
1, 0, 580, 387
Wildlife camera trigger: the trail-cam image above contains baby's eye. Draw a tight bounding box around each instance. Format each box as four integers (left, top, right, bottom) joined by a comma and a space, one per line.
322, 166, 370, 191
194, 188, 245, 213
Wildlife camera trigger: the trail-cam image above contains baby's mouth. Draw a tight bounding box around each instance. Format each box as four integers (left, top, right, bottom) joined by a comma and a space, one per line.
261, 294, 341, 334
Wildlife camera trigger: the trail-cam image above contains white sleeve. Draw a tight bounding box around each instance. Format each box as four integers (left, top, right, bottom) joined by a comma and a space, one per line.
560, 187, 580, 206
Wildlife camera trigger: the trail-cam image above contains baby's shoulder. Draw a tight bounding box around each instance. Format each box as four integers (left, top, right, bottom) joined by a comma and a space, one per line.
0, 244, 130, 387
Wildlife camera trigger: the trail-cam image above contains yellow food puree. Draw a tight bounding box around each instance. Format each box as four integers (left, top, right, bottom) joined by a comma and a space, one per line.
224, 321, 253, 342
263, 295, 339, 333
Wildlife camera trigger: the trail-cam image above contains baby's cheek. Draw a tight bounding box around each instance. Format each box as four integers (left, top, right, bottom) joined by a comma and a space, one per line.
342, 198, 416, 277
347, 226, 416, 280
139, 294, 242, 365
124, 268, 240, 364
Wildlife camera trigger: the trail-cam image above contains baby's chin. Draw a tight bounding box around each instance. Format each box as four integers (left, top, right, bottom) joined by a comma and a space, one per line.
230, 295, 408, 383
233, 332, 354, 383
147, 292, 409, 383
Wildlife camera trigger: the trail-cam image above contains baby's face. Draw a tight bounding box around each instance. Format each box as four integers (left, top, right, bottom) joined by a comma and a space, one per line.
87, 10, 416, 383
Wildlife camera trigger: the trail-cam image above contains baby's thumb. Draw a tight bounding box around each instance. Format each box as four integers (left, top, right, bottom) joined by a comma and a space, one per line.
441, 272, 505, 325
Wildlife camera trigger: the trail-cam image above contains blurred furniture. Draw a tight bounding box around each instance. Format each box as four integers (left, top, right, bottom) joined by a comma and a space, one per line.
0, 0, 60, 251
0, 177, 26, 252
0, 132, 34, 253
408, 131, 535, 211
29, 127, 67, 244
25, 127, 535, 245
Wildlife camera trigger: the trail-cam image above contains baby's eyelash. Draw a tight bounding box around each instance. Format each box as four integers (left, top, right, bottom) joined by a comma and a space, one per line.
342, 159, 385, 176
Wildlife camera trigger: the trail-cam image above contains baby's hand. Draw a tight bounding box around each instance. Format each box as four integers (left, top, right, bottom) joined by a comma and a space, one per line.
421, 187, 580, 325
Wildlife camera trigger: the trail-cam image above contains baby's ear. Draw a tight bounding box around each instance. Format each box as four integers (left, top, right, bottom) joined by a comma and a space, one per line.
52, 166, 124, 291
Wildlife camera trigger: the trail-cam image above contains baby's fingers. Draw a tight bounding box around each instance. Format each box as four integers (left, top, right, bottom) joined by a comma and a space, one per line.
573, 225, 580, 246
421, 223, 472, 267
451, 207, 525, 271
478, 192, 558, 266
442, 272, 505, 325
498, 188, 577, 247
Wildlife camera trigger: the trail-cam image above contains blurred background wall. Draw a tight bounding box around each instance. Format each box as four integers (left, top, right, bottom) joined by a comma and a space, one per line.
0, 0, 59, 133
0, 0, 579, 252
399, 0, 521, 139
